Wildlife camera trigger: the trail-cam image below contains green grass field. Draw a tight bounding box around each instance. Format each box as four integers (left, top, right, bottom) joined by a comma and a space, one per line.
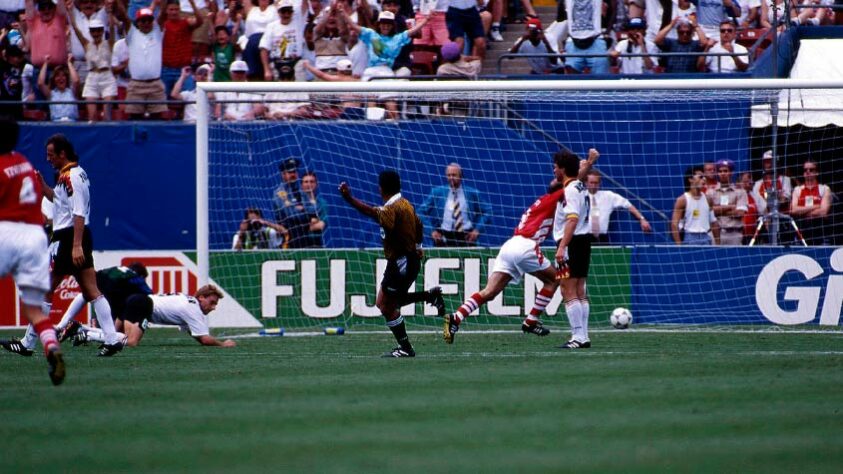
2, 327, 842, 473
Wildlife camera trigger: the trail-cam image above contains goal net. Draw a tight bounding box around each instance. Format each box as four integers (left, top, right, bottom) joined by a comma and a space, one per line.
196, 79, 843, 332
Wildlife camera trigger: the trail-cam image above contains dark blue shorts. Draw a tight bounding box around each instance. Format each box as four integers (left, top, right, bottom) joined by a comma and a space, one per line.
446, 6, 485, 41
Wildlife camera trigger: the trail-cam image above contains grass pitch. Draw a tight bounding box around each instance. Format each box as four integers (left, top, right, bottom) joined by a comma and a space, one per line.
2, 327, 842, 473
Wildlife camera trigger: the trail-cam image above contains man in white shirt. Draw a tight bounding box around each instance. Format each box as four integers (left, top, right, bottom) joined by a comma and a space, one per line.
584, 170, 651, 244
699, 19, 748, 73
215, 60, 264, 120
610, 17, 659, 74
259, 0, 303, 81
122, 7, 169, 118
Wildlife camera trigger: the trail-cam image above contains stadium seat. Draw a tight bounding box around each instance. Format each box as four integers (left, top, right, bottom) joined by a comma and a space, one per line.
737, 28, 771, 49
410, 50, 439, 76
22, 109, 47, 121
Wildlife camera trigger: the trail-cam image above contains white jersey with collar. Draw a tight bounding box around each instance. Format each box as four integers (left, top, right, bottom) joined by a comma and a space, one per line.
52, 165, 91, 231
149, 293, 210, 337
552, 178, 590, 240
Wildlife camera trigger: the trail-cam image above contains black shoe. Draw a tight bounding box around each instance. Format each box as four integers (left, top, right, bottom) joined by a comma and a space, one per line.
521, 323, 550, 336
443, 314, 459, 344
97, 341, 124, 357
559, 339, 591, 349
382, 346, 415, 358
428, 286, 446, 316
71, 332, 89, 347
46, 348, 66, 386
0, 338, 34, 356
58, 320, 81, 343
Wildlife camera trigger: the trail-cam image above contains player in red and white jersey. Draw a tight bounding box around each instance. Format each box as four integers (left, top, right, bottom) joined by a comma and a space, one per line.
554, 149, 599, 349
444, 148, 597, 344
0, 118, 65, 385
790, 159, 833, 245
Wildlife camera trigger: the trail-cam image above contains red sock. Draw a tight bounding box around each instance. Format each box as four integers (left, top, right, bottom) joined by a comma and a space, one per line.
525, 288, 554, 324
454, 292, 487, 323
34, 319, 59, 355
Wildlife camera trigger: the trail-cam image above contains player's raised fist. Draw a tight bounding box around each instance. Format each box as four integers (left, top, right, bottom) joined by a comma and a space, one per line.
338, 181, 351, 198
587, 148, 600, 162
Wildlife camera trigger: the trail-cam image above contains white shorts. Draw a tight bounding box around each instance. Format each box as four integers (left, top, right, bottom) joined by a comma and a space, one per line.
491, 235, 551, 285
0, 222, 50, 301
82, 71, 118, 99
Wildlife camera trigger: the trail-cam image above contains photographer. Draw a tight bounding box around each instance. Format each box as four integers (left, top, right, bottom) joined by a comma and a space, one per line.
609, 17, 658, 75
509, 18, 563, 75
233, 208, 288, 250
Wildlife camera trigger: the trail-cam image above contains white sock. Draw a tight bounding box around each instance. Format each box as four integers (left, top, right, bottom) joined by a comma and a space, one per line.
85, 328, 127, 345
21, 324, 39, 350
580, 299, 590, 341
564, 300, 584, 341
91, 295, 119, 345
56, 293, 86, 330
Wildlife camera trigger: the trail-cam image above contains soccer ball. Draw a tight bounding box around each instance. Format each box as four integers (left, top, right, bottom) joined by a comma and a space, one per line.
610, 307, 633, 329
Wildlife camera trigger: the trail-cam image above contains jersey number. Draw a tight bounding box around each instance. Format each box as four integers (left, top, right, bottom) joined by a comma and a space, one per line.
19, 176, 37, 204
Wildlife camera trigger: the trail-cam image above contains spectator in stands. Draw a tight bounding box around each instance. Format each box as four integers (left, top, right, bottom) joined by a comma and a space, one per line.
696, 0, 741, 38
699, 19, 748, 73
446, 0, 487, 59
273, 157, 323, 248
110, 36, 129, 118
305, 0, 324, 23
420, 162, 491, 247
559, 0, 611, 74
414, 0, 449, 50
115, 4, 169, 120
300, 170, 327, 247
436, 39, 482, 78
160, 0, 203, 96
790, 159, 833, 245
241, 0, 280, 80
0, 11, 28, 50
794, 0, 835, 27
510, 17, 563, 74
610, 17, 658, 74
0, 45, 28, 119
181, 0, 214, 60
259, 0, 302, 81
654, 17, 708, 74
211, 25, 237, 82
754, 149, 792, 212
760, 0, 795, 30
584, 170, 651, 244
233, 207, 287, 250
486, 0, 504, 42
216, 0, 244, 37
68, 0, 107, 86
37, 54, 79, 121
739, 171, 766, 244
67, 15, 116, 121
705, 159, 747, 245
302, 58, 361, 110
381, 0, 413, 74
335, 0, 374, 28
346, 26, 367, 77
215, 59, 264, 120
739, 0, 764, 28
26, 0, 69, 98
171, 63, 211, 122
702, 160, 718, 192
312, 2, 350, 73
265, 60, 310, 119
671, 165, 720, 245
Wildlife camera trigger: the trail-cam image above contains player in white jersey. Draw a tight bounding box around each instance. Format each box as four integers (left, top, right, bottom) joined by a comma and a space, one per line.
444, 149, 598, 344
12, 134, 125, 357
671, 165, 720, 245
75, 284, 236, 348
0, 118, 65, 385
554, 149, 599, 349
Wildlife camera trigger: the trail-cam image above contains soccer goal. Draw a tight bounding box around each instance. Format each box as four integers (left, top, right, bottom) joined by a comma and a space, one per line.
196, 79, 843, 331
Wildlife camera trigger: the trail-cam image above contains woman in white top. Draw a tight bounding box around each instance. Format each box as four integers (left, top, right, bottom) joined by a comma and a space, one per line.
37, 55, 80, 122
67, 15, 116, 121
760, 0, 796, 29
241, 0, 280, 78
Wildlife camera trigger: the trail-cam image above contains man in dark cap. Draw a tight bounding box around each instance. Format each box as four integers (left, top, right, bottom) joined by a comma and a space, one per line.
272, 157, 322, 248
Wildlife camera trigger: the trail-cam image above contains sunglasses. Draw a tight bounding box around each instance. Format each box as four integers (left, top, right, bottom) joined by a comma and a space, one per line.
804, 167, 817, 171
720, 28, 735, 33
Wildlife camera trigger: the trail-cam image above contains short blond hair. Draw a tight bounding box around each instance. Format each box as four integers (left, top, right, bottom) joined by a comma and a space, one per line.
195, 284, 224, 300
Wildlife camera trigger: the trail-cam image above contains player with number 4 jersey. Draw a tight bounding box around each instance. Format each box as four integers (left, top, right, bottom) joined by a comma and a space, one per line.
443, 149, 598, 344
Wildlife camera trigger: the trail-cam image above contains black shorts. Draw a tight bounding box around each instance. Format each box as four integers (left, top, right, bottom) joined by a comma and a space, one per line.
568, 234, 592, 278
446, 6, 486, 41
123, 294, 154, 324
50, 226, 94, 276
381, 253, 421, 298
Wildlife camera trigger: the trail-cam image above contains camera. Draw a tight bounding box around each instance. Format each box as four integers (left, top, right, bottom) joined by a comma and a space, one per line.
249, 219, 264, 231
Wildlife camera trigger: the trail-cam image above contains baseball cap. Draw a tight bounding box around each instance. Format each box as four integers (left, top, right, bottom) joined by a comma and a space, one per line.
378, 10, 395, 22
625, 17, 646, 30
526, 18, 542, 30
716, 159, 734, 171
196, 64, 212, 74
278, 0, 294, 10
762, 150, 773, 160
279, 157, 300, 172
88, 18, 105, 29
337, 59, 353, 72
136, 8, 154, 20
36, 0, 56, 10
440, 41, 461, 62
229, 60, 249, 73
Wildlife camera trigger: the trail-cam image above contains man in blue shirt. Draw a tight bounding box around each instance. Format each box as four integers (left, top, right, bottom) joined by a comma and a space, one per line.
420, 163, 492, 247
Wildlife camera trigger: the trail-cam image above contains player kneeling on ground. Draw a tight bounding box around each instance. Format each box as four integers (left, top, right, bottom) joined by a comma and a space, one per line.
74, 284, 236, 348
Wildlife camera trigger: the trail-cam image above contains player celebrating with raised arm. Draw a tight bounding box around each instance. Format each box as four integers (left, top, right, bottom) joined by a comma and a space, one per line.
339, 171, 445, 358
555, 149, 600, 349
0, 118, 65, 385
4, 134, 125, 357
443, 148, 598, 344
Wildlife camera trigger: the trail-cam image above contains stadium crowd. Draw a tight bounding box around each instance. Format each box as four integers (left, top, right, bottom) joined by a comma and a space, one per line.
0, 0, 840, 121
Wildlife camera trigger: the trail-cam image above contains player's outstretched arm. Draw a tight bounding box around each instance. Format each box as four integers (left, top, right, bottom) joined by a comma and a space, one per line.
577, 148, 600, 181
194, 335, 237, 347
338, 181, 377, 218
